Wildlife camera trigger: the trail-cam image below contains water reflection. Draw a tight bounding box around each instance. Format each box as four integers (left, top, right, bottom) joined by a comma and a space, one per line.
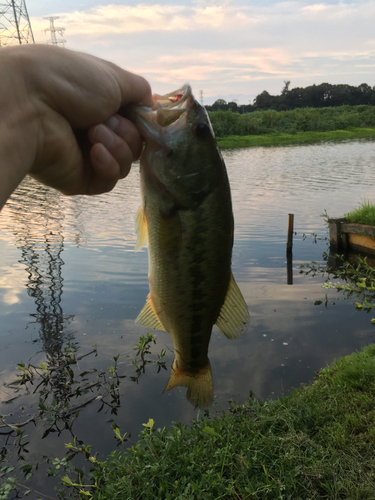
0, 139, 374, 436
3, 178, 75, 361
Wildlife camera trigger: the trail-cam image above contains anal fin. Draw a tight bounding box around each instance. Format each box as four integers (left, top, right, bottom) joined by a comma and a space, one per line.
215, 272, 249, 340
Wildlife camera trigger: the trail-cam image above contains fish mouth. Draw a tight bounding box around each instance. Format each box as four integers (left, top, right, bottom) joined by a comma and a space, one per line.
152, 84, 192, 111
152, 84, 193, 128
133, 84, 194, 137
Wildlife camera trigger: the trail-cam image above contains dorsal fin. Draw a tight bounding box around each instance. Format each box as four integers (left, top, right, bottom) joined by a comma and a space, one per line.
135, 293, 164, 330
135, 206, 148, 251
215, 272, 249, 339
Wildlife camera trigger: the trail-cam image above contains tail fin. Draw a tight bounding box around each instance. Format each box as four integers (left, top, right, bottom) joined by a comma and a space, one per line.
163, 360, 213, 409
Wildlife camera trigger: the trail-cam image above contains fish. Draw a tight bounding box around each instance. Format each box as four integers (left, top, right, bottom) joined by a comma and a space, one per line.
132, 84, 249, 408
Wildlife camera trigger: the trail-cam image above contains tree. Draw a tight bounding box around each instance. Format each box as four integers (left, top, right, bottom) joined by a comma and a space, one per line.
253, 90, 274, 110
281, 80, 291, 95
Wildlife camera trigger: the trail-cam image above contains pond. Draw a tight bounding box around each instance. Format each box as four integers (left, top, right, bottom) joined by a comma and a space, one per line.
1, 137, 375, 496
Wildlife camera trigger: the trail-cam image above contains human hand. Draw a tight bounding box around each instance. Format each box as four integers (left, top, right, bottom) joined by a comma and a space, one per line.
1, 44, 153, 206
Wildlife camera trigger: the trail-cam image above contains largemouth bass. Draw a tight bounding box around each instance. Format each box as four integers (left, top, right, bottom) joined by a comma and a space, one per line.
133, 85, 249, 408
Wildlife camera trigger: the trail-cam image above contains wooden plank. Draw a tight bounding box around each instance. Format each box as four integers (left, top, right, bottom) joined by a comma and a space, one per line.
341, 223, 375, 237
348, 234, 375, 254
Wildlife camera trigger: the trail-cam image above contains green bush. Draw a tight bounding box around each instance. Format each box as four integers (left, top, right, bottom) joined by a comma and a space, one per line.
209, 105, 375, 137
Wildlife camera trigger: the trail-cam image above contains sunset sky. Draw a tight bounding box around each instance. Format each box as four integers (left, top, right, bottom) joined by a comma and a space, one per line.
26, 0, 375, 104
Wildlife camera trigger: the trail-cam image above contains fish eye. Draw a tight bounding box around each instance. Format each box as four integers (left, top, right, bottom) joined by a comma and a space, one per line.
195, 122, 210, 139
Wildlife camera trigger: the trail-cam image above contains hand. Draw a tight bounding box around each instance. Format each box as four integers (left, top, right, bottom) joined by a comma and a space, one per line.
0, 44, 153, 208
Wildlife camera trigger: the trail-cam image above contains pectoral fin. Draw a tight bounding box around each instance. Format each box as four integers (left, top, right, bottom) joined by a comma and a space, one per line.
135, 206, 148, 251
215, 273, 249, 340
135, 293, 164, 330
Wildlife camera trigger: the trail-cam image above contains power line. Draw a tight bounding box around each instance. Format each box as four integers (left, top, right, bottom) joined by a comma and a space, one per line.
43, 16, 66, 46
0, 0, 34, 46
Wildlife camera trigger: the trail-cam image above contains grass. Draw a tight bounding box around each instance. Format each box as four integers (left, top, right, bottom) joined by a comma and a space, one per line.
216, 128, 375, 149
345, 200, 375, 226
56, 344, 375, 499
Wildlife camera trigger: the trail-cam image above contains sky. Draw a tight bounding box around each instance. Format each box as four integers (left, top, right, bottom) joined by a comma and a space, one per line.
24, 0, 375, 104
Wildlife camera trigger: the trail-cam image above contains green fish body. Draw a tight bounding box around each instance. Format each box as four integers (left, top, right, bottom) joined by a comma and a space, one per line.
134, 85, 249, 408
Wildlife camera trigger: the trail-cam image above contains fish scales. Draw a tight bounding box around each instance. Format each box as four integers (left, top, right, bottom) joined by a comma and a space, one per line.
133, 84, 249, 408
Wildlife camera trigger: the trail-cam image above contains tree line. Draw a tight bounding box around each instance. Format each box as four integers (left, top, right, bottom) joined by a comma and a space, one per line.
206, 82, 375, 113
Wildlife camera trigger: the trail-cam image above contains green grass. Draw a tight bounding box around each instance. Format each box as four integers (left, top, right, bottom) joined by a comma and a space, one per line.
59, 344, 375, 500
216, 128, 375, 149
345, 200, 375, 225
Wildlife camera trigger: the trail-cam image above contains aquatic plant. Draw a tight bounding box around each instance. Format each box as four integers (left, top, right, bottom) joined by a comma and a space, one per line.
300, 247, 375, 323
0, 336, 166, 499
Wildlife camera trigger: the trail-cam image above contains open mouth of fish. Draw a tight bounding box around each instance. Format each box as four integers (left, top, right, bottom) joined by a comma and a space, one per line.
133, 84, 194, 134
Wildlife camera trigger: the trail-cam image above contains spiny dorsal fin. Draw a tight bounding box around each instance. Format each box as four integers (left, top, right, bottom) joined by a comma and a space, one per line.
135, 206, 148, 251
135, 294, 164, 330
163, 360, 213, 409
215, 272, 249, 340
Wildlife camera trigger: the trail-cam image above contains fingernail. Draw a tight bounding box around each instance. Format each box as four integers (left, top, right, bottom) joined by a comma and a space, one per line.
105, 115, 119, 131
94, 124, 115, 148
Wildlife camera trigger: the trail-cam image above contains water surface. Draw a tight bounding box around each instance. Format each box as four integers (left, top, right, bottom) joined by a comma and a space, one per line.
1, 138, 375, 492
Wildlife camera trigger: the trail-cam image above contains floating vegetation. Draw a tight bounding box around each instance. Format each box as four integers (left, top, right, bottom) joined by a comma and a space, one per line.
300, 252, 375, 321
131, 333, 167, 383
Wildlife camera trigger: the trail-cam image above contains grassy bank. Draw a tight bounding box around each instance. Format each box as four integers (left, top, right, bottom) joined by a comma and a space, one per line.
216, 127, 375, 149
58, 344, 375, 499
345, 200, 375, 225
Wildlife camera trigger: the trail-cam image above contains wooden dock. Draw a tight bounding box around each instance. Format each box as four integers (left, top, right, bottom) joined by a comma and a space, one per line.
328, 218, 375, 254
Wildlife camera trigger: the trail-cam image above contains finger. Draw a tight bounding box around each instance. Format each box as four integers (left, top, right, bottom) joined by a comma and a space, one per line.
88, 143, 121, 195
104, 114, 143, 160
88, 121, 135, 179
110, 66, 154, 108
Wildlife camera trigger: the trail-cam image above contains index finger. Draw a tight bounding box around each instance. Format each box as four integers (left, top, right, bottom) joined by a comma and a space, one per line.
110, 63, 154, 108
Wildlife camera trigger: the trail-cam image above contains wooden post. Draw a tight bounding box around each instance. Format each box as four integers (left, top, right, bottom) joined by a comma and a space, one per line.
286, 214, 294, 253
287, 251, 293, 285
286, 214, 293, 285
328, 217, 346, 249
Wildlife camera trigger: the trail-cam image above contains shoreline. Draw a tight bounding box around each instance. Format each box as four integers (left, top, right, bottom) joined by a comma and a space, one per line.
60, 344, 375, 498
216, 127, 375, 149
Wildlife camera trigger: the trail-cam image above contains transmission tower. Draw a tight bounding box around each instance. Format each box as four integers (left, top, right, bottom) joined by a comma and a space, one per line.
199, 90, 204, 105
0, 0, 34, 46
43, 16, 66, 46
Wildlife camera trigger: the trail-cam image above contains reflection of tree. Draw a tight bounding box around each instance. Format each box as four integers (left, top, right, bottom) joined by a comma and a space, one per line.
8, 178, 75, 361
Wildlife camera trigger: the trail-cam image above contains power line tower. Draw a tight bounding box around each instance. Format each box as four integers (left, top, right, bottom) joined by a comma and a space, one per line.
43, 16, 66, 46
0, 0, 35, 46
199, 90, 204, 106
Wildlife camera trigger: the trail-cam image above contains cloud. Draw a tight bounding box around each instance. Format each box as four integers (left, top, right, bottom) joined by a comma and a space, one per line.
30, 1, 375, 102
